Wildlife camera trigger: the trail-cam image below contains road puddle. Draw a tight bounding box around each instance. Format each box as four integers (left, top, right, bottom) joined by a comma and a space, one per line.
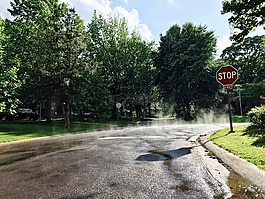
227, 171, 265, 199
136, 147, 192, 162
0, 140, 83, 166
205, 150, 265, 198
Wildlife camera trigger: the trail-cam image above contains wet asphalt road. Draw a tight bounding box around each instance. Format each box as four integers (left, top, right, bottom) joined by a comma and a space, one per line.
0, 123, 233, 199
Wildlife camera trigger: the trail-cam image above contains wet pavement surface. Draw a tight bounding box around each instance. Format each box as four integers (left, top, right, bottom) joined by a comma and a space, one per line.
0, 123, 263, 199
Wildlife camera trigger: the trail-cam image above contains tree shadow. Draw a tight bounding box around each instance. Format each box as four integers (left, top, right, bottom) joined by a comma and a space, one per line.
199, 131, 231, 147
209, 132, 230, 141
135, 147, 191, 162
243, 125, 265, 147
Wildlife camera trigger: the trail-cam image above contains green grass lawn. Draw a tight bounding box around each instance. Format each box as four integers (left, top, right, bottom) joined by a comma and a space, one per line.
232, 115, 248, 123
210, 125, 265, 170
0, 121, 113, 143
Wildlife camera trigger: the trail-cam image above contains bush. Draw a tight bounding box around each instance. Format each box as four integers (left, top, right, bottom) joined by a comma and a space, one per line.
247, 106, 265, 130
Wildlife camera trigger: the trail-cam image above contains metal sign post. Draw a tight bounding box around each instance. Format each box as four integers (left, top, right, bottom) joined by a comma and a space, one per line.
227, 88, 234, 132
116, 103, 121, 121
233, 85, 243, 116
216, 66, 238, 133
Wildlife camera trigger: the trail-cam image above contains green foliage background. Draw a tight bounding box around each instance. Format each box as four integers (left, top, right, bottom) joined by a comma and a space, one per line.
0, 0, 264, 123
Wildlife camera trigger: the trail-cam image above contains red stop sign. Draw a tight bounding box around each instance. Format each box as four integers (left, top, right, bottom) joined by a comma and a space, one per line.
216, 65, 238, 86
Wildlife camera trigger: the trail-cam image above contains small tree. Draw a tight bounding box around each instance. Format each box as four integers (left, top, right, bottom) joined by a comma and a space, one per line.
71, 70, 112, 118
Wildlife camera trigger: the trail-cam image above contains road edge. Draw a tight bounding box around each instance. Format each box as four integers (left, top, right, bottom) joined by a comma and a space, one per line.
198, 132, 265, 192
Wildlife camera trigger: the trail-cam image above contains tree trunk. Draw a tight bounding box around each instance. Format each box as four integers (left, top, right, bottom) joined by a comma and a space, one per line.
45, 99, 52, 123
64, 101, 70, 128
135, 104, 142, 118
148, 102, 151, 117
112, 104, 117, 119
184, 102, 193, 121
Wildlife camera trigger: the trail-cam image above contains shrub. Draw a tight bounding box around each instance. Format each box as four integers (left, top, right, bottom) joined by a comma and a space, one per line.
247, 106, 265, 130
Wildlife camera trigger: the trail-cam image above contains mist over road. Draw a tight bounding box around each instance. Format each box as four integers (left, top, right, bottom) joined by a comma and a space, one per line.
0, 123, 233, 199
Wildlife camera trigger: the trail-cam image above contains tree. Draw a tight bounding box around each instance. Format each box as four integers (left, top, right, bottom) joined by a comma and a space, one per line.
8, 0, 68, 121
71, 70, 111, 118
57, 8, 88, 127
0, 17, 21, 113
156, 23, 217, 120
221, 35, 265, 83
222, 0, 265, 41
120, 32, 156, 118
8, 0, 88, 127
87, 12, 155, 119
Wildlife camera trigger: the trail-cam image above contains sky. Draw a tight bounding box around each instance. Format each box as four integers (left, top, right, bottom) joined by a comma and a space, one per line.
0, 0, 264, 57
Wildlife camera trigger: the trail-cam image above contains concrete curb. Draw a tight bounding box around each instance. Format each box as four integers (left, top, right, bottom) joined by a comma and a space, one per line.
198, 133, 265, 192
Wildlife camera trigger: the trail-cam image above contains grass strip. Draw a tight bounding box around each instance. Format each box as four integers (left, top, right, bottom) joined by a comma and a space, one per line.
0, 121, 112, 143
209, 125, 265, 170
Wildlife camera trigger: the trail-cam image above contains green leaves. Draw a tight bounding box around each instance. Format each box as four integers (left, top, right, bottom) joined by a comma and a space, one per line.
221, 35, 265, 83
222, 0, 265, 41
0, 18, 21, 113
6, 0, 90, 126
156, 22, 217, 119
87, 12, 155, 117
247, 105, 265, 130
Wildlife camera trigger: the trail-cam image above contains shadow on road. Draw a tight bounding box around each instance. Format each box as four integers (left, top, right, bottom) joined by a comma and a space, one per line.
135, 147, 191, 162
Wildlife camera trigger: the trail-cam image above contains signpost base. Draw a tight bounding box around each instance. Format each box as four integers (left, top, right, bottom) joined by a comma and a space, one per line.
227, 88, 234, 133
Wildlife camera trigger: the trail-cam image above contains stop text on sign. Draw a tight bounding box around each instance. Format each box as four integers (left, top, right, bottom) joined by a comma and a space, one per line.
216, 65, 238, 86
217, 71, 237, 81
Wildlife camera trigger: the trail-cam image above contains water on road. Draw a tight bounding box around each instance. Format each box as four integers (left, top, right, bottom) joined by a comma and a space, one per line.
0, 123, 255, 199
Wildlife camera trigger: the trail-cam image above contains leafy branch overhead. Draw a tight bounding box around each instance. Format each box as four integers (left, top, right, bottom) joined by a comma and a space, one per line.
222, 0, 265, 41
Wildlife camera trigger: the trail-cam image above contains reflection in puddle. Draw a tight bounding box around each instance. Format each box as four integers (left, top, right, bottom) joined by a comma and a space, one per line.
163, 158, 173, 170
227, 171, 265, 199
205, 150, 265, 198
0, 141, 83, 166
208, 151, 217, 159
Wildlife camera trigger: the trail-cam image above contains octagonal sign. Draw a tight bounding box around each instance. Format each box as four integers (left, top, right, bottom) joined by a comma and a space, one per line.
216, 65, 238, 86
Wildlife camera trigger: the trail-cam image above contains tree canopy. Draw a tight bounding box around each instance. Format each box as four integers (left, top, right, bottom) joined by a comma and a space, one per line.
2, 0, 265, 123
221, 35, 265, 83
8, 0, 89, 126
0, 17, 21, 113
87, 12, 155, 118
222, 0, 265, 41
156, 23, 218, 120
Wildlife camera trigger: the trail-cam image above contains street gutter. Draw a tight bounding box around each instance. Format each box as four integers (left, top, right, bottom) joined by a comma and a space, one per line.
198, 133, 265, 192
